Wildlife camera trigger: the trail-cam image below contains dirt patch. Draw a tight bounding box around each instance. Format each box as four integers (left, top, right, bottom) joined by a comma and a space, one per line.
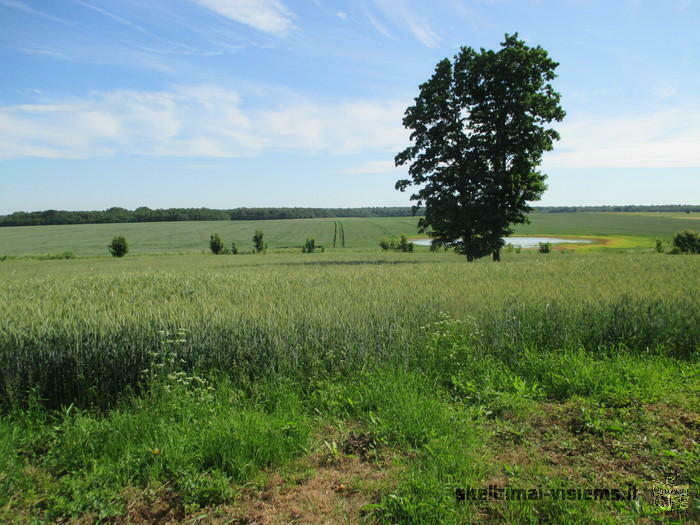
341, 431, 380, 461
114, 486, 185, 525
217, 453, 393, 524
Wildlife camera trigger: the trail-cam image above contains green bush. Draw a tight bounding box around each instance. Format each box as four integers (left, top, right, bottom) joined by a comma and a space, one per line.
672, 229, 700, 254
538, 242, 551, 254
209, 234, 224, 255
252, 230, 265, 253
230, 242, 238, 255
380, 235, 414, 252
302, 238, 316, 253
107, 236, 128, 257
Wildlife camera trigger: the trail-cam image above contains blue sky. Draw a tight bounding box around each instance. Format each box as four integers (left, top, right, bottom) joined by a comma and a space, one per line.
1, 0, 699, 213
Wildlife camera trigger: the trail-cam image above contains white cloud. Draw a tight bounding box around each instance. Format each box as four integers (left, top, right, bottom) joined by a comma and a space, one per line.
191, 0, 294, 36
5, 87, 698, 170
336, 11, 348, 20
544, 109, 700, 168
0, 86, 261, 159
0, 86, 408, 159
259, 99, 408, 154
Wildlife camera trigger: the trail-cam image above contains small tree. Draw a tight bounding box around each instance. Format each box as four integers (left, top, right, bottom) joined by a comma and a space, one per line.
209, 234, 224, 255
672, 230, 700, 254
230, 242, 238, 255
108, 235, 128, 257
253, 230, 265, 253
302, 238, 316, 253
538, 242, 551, 254
397, 235, 409, 252
379, 239, 391, 251
655, 239, 665, 253
396, 235, 415, 252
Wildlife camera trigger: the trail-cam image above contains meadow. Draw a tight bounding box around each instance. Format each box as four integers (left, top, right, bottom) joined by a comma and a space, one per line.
0, 214, 698, 523
1, 211, 699, 255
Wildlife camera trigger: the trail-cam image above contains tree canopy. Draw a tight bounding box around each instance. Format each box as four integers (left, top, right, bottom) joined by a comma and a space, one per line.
395, 33, 565, 261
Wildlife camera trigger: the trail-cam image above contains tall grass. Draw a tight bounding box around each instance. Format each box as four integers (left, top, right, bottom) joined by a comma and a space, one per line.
0, 252, 697, 409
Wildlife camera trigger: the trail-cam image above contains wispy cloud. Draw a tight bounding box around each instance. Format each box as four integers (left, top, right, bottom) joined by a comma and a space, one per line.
0, 86, 408, 159
365, 10, 394, 39
652, 81, 678, 101
372, 0, 440, 48
69, 0, 197, 53
191, 0, 294, 36
0, 0, 72, 25
9, 45, 67, 58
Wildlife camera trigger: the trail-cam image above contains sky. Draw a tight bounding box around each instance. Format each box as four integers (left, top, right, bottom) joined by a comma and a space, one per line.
1, 0, 699, 214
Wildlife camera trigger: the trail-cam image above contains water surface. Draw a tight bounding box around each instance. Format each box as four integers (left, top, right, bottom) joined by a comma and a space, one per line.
413, 236, 593, 248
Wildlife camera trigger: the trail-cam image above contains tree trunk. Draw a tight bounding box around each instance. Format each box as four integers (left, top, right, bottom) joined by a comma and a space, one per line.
466, 254, 474, 262
492, 249, 501, 262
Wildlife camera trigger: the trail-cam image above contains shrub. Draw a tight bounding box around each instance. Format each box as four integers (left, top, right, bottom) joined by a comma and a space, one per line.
538, 242, 551, 254
209, 234, 224, 255
252, 230, 265, 253
108, 236, 128, 257
397, 235, 414, 252
672, 230, 700, 254
230, 242, 238, 255
380, 236, 414, 252
302, 238, 316, 253
655, 239, 665, 253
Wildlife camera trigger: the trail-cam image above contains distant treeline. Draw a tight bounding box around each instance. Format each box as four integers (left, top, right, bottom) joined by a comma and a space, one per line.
0, 206, 423, 227
536, 205, 700, 213
0, 204, 697, 227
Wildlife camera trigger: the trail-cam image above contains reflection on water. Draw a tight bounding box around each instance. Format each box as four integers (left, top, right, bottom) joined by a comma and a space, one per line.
412, 236, 592, 248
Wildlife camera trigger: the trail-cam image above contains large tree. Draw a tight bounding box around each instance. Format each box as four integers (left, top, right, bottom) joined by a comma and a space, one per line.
395, 34, 565, 261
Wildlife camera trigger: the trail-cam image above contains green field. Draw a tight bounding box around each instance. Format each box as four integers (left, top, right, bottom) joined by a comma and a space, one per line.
0, 215, 698, 523
1, 212, 699, 256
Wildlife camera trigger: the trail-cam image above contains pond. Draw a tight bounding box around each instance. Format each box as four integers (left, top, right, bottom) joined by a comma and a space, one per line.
412, 236, 593, 248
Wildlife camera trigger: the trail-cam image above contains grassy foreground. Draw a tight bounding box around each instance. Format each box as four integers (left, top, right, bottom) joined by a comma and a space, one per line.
0, 249, 698, 523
